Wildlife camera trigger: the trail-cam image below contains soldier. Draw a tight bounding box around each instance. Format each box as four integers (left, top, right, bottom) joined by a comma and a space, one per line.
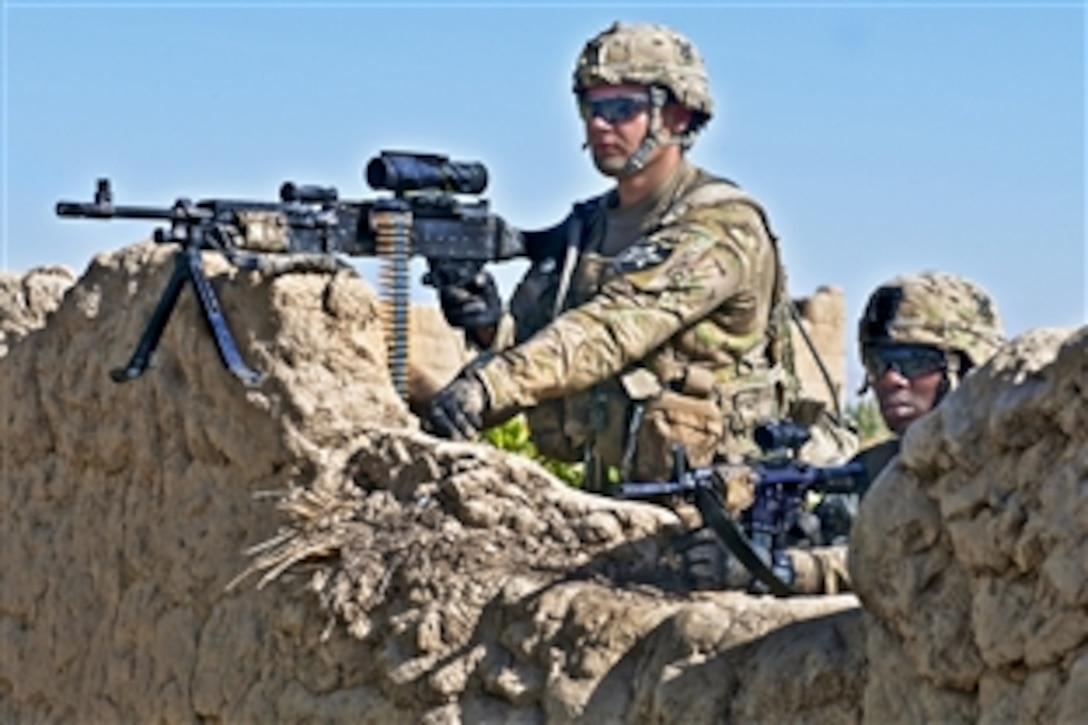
427, 21, 805, 490
684, 271, 1006, 594
814, 270, 1007, 544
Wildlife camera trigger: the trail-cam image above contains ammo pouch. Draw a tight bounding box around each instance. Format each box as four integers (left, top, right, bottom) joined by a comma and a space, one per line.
525, 379, 630, 465
524, 369, 725, 484
631, 389, 724, 482
527, 367, 788, 483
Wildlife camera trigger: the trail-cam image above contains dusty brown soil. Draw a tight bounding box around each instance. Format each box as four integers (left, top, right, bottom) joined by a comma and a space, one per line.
1, 243, 1083, 722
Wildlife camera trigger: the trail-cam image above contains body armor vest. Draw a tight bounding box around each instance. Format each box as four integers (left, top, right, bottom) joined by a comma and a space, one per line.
507, 163, 798, 483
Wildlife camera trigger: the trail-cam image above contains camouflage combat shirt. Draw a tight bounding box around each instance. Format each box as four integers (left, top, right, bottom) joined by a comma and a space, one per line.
475, 159, 790, 477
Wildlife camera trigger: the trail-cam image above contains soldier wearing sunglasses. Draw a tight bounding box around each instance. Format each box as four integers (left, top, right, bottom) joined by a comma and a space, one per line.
814, 271, 1006, 545
429, 21, 834, 493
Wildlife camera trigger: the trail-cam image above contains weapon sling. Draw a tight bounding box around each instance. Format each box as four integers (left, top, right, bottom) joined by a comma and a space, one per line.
692, 483, 795, 597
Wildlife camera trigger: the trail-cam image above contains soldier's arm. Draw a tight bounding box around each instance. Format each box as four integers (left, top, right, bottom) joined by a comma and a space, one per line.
786, 545, 853, 595
474, 201, 773, 416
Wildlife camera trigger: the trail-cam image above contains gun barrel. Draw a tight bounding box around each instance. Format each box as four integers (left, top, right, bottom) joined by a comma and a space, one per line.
754, 461, 865, 493
814, 461, 867, 494
617, 480, 694, 498
55, 201, 179, 220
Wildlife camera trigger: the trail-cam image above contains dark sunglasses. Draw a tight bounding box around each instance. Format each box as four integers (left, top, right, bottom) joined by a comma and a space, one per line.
863, 344, 947, 381
579, 96, 650, 125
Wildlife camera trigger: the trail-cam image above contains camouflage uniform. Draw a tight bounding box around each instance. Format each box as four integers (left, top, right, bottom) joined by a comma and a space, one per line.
433, 22, 851, 594
478, 160, 792, 483
472, 23, 796, 486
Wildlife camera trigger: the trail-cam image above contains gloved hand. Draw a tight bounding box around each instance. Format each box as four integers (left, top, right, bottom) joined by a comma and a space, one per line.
439, 270, 502, 330
426, 374, 490, 441
674, 527, 739, 590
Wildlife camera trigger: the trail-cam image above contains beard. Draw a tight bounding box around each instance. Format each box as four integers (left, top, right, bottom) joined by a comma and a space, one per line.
591, 150, 630, 177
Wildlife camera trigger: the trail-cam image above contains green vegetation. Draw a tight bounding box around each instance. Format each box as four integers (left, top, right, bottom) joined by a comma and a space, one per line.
483, 397, 892, 487
482, 415, 586, 487
845, 395, 893, 448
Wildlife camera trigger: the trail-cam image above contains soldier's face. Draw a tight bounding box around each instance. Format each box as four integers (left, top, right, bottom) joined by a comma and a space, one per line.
865, 344, 948, 435
580, 84, 652, 176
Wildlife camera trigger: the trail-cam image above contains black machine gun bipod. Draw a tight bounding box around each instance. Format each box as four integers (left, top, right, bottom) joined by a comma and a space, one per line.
617, 419, 866, 596
56, 151, 568, 393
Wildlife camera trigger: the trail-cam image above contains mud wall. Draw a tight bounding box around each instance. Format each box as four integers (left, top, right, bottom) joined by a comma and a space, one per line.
2, 244, 1084, 723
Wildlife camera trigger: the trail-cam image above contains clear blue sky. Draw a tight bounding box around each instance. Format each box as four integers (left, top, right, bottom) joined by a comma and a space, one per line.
3, 1, 1085, 395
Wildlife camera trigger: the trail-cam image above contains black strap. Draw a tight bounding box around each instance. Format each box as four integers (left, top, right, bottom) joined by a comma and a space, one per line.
693, 484, 794, 597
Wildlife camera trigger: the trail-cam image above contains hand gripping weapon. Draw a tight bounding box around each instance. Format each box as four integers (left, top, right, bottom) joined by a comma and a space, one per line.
617, 420, 866, 596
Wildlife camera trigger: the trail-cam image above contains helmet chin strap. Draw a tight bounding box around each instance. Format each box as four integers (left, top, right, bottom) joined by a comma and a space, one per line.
934, 351, 965, 405
619, 86, 670, 176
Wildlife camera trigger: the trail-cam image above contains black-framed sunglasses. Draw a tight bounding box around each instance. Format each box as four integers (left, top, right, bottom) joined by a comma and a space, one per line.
863, 344, 948, 381
578, 96, 650, 125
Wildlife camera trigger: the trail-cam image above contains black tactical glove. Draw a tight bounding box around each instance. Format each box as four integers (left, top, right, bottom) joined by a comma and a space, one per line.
674, 527, 738, 590
427, 374, 490, 441
439, 270, 502, 331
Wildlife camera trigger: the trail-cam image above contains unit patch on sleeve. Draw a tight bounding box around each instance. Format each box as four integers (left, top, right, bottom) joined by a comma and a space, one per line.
613, 239, 673, 273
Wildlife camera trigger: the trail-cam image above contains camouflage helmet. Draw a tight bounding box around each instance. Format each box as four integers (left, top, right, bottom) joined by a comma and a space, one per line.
572, 21, 713, 126
858, 271, 1005, 368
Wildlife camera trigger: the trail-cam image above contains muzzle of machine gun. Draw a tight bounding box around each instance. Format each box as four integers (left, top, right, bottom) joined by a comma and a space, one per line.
365, 151, 488, 196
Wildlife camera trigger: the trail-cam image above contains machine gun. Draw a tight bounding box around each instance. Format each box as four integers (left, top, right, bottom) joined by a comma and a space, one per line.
56, 151, 565, 394
617, 419, 866, 596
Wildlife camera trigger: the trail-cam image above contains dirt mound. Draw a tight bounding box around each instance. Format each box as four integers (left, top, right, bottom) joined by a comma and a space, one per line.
0, 243, 408, 721
2, 242, 1083, 722
851, 326, 1088, 722
0, 244, 864, 722
0, 264, 77, 357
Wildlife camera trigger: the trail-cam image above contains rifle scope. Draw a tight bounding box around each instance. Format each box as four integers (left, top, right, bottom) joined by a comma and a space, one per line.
279, 183, 339, 204
366, 151, 488, 195
754, 419, 812, 453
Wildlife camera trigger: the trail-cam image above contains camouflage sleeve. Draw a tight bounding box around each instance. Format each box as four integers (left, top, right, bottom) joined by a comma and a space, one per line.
474, 200, 774, 415
787, 545, 852, 594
